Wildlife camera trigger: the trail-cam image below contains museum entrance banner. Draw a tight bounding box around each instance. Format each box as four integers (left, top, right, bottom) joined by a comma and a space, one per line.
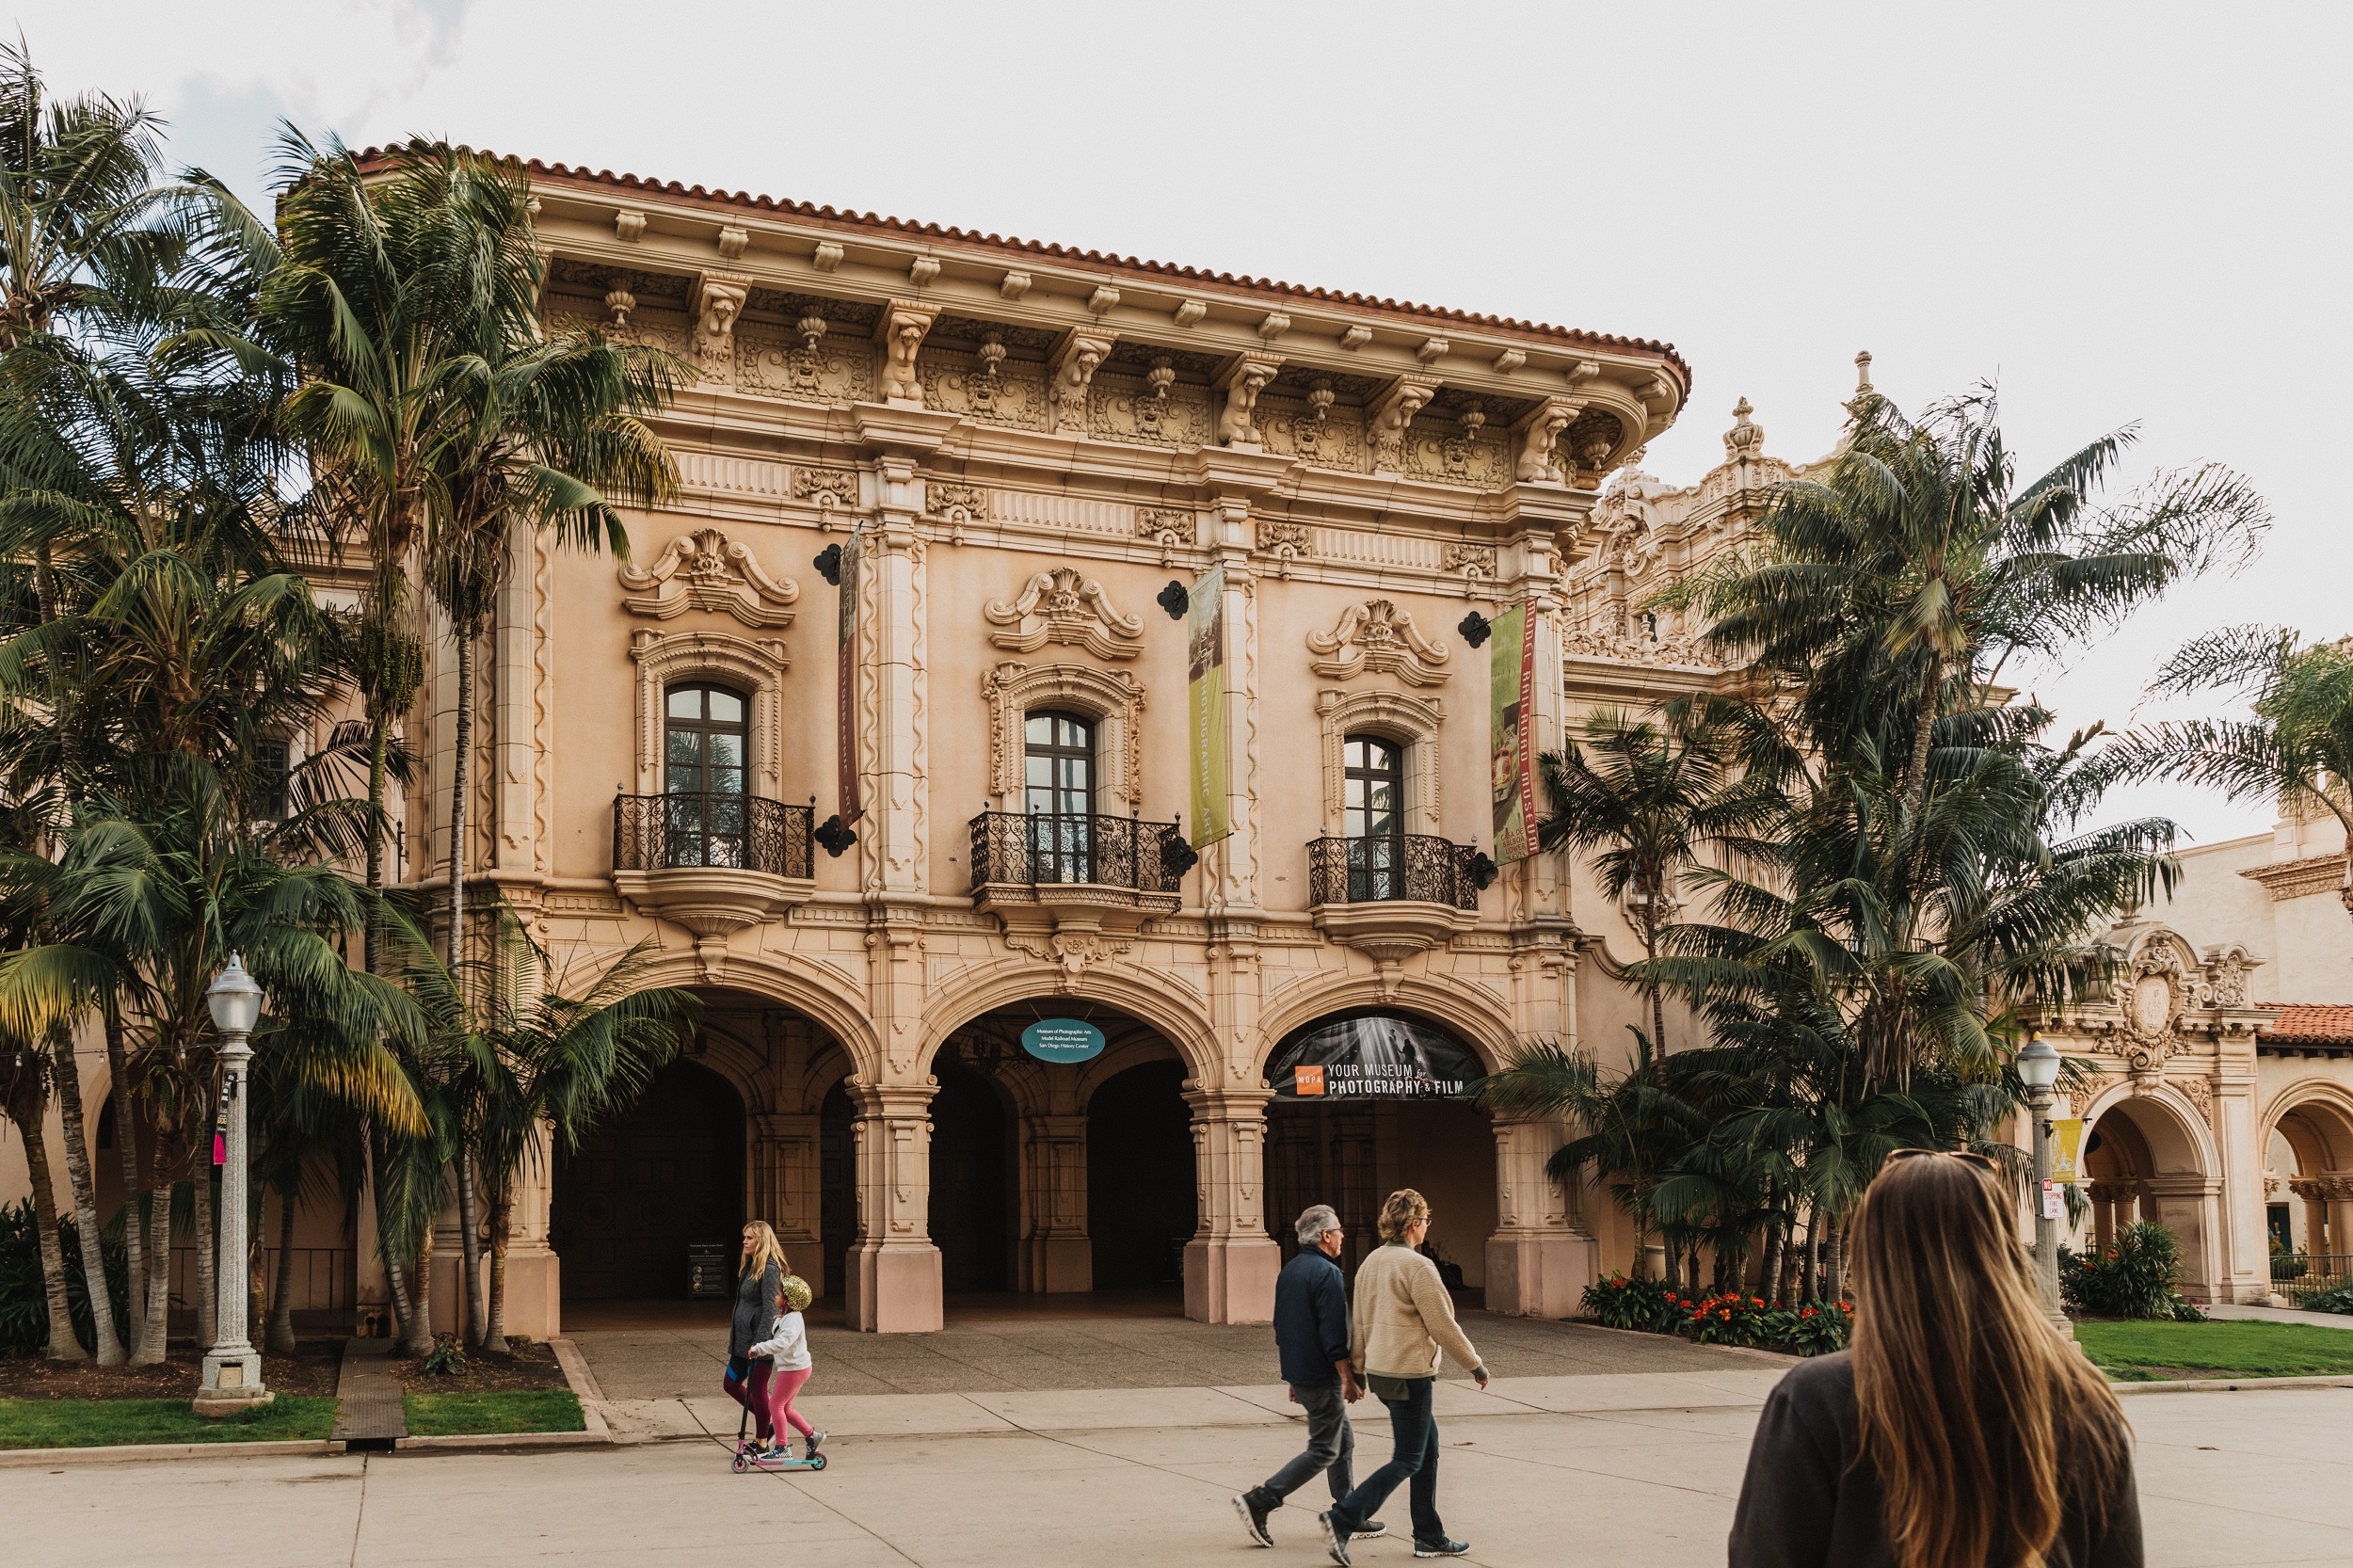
1268, 1014, 1480, 1101
1489, 602, 1538, 863
1187, 562, 1229, 847
836, 529, 863, 826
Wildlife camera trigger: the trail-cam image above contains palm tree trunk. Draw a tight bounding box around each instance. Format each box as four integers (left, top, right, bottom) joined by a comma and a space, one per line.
406, 1225, 437, 1355
1758, 1190, 1784, 1307
485, 1189, 511, 1355
456, 1151, 485, 1348
1826, 1212, 1850, 1304
266, 1189, 298, 1354
446, 624, 486, 1348
47, 1028, 125, 1364
1899, 653, 1946, 830
102, 1006, 147, 1357
364, 719, 389, 971
365, 1123, 421, 1348
191, 1168, 216, 1353
9, 1096, 86, 1360
136, 1167, 171, 1363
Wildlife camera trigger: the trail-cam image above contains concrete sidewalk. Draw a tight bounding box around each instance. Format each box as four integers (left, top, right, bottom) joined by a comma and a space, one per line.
2205, 1303, 2353, 1330
9, 1381, 2349, 1568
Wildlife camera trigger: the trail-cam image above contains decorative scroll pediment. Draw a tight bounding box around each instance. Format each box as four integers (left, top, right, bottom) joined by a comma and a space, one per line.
1306, 600, 1451, 686
618, 527, 799, 628
984, 568, 1144, 661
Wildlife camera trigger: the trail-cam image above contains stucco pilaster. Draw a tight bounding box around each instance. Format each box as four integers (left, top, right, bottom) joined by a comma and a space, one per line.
756, 1112, 824, 1300
843, 1080, 942, 1332
1019, 1113, 1092, 1293
1181, 1085, 1280, 1324
1484, 1114, 1595, 1317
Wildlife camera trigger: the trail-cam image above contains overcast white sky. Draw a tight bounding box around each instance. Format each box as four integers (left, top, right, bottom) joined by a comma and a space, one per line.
33, 2, 2353, 849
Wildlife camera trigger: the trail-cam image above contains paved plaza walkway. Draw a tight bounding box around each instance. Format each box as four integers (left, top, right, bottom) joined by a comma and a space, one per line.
9, 1312, 2350, 1568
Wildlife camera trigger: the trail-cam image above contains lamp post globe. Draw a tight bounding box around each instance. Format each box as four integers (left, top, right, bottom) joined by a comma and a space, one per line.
2018, 1031, 2070, 1336
194, 953, 272, 1416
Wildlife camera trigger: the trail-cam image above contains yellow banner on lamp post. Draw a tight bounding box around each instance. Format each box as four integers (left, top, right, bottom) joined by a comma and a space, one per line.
2049, 1118, 2086, 1186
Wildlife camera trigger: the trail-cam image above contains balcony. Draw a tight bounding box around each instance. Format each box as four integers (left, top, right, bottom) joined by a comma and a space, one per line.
968, 811, 1189, 969
611, 793, 815, 952
1306, 834, 1486, 973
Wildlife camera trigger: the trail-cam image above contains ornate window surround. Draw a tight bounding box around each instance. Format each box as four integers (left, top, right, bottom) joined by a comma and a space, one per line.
629, 628, 790, 798
1316, 688, 1442, 839
984, 661, 1144, 815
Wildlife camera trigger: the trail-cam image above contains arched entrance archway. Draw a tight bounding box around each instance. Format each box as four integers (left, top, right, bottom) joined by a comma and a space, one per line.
2082, 1089, 2221, 1303
1263, 1012, 1497, 1301
2263, 1086, 2353, 1289
550, 1059, 745, 1300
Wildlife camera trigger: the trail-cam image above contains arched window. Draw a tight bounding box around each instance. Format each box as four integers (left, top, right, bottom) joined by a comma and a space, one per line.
1025, 712, 1096, 882
665, 684, 748, 865
1343, 736, 1405, 900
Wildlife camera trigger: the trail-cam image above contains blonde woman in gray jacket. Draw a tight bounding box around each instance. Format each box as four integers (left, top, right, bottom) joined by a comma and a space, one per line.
1321, 1189, 1489, 1566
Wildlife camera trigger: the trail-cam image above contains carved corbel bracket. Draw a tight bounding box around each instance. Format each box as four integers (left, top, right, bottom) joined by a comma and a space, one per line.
1138, 507, 1195, 567
1306, 600, 1452, 686
1216, 354, 1284, 449
690, 270, 751, 381
1366, 376, 1439, 475
874, 298, 940, 407
1045, 330, 1113, 436
984, 568, 1145, 661
618, 526, 800, 627
1513, 397, 1581, 485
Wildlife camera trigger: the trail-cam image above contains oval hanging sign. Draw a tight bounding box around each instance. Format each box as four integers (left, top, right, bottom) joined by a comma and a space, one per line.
1021, 1019, 1106, 1064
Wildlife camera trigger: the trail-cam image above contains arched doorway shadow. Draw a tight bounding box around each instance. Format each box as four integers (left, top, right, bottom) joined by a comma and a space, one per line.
2082, 1088, 2221, 1302
930, 1056, 1015, 1293
551, 1059, 745, 1301
1088, 1060, 1195, 1291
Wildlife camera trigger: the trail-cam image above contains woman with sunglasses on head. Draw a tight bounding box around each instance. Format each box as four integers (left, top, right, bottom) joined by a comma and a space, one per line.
1729, 1149, 2142, 1568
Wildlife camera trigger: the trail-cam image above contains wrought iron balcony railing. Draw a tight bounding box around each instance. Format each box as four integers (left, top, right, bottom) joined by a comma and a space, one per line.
1306, 834, 1485, 911
968, 810, 1190, 894
613, 792, 813, 879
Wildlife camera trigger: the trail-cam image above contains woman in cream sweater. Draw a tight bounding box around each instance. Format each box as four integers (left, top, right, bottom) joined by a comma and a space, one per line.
1321, 1189, 1489, 1564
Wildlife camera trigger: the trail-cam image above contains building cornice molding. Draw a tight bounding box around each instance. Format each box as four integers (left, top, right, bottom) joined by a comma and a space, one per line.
2240, 853, 2349, 903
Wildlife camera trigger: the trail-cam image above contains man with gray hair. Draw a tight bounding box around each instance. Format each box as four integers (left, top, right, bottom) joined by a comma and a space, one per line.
1233, 1205, 1385, 1546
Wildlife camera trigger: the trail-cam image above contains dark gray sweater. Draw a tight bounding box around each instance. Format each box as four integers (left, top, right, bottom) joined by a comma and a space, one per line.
728, 1261, 781, 1361
1728, 1352, 2142, 1568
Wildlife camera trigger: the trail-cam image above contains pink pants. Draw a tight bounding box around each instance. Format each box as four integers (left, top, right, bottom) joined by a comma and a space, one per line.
767, 1366, 814, 1439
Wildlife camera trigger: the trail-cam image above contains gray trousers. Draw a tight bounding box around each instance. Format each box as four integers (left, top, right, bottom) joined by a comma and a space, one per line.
1256, 1382, 1355, 1505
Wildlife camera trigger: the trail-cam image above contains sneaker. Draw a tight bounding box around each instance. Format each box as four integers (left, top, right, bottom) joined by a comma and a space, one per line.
1355, 1520, 1388, 1539
804, 1431, 826, 1460
1320, 1512, 1353, 1567
1234, 1491, 1273, 1547
1414, 1539, 1472, 1558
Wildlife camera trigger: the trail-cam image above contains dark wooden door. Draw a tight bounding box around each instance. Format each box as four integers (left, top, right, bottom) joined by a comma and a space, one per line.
551, 1060, 744, 1299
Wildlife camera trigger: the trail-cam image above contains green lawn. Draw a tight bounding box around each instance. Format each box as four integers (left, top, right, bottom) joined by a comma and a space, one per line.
0, 1395, 338, 1450
2076, 1320, 2353, 1382
402, 1388, 584, 1436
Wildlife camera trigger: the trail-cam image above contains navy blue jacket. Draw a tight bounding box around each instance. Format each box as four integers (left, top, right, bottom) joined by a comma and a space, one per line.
1273, 1248, 1352, 1387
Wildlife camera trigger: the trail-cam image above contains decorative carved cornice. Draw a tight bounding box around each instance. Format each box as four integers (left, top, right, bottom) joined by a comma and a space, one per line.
1256, 519, 1314, 578
983, 568, 1144, 661
1305, 600, 1452, 686
2241, 853, 2350, 904
617, 526, 798, 627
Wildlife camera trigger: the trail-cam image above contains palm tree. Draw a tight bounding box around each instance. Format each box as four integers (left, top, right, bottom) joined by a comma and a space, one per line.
0, 1024, 78, 1355
393, 905, 693, 1352
0, 39, 181, 349
2120, 628, 2353, 915
1536, 697, 1781, 1059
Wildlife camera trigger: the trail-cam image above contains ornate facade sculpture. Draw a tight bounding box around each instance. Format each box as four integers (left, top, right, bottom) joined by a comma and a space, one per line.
1365, 377, 1436, 475
617, 526, 800, 628
1514, 399, 1576, 483
1306, 600, 1452, 686
983, 568, 1144, 660
791, 466, 858, 526
1216, 355, 1282, 447
690, 270, 750, 381
1256, 519, 1314, 577
1047, 332, 1112, 435
876, 299, 939, 406
2121, 937, 2194, 1074
1137, 508, 1194, 566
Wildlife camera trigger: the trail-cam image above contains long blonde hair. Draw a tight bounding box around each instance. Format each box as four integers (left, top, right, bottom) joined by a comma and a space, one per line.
1850, 1155, 2128, 1568
740, 1220, 788, 1281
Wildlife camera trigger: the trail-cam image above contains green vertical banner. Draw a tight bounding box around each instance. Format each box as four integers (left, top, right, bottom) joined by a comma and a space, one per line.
836, 529, 863, 826
1187, 563, 1230, 848
1490, 603, 1539, 863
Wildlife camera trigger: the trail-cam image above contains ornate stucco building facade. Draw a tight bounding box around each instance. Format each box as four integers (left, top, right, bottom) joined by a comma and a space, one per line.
8, 171, 2345, 1337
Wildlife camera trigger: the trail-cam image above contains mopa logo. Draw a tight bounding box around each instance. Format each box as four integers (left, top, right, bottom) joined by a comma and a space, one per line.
1293, 1064, 1326, 1096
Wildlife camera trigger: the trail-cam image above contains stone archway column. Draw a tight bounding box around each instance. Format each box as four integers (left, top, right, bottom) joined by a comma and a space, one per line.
755, 1112, 824, 1301
2087, 1180, 2132, 1253
2321, 1175, 2353, 1260
1484, 1114, 1596, 1317
1020, 1113, 1092, 1293
844, 1080, 942, 1333
2142, 1175, 2225, 1304
498, 1120, 562, 1337
1182, 1085, 1281, 1324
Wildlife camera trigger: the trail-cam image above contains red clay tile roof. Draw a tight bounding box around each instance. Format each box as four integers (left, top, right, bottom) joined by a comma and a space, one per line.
354, 144, 1692, 390
2260, 1004, 2353, 1044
